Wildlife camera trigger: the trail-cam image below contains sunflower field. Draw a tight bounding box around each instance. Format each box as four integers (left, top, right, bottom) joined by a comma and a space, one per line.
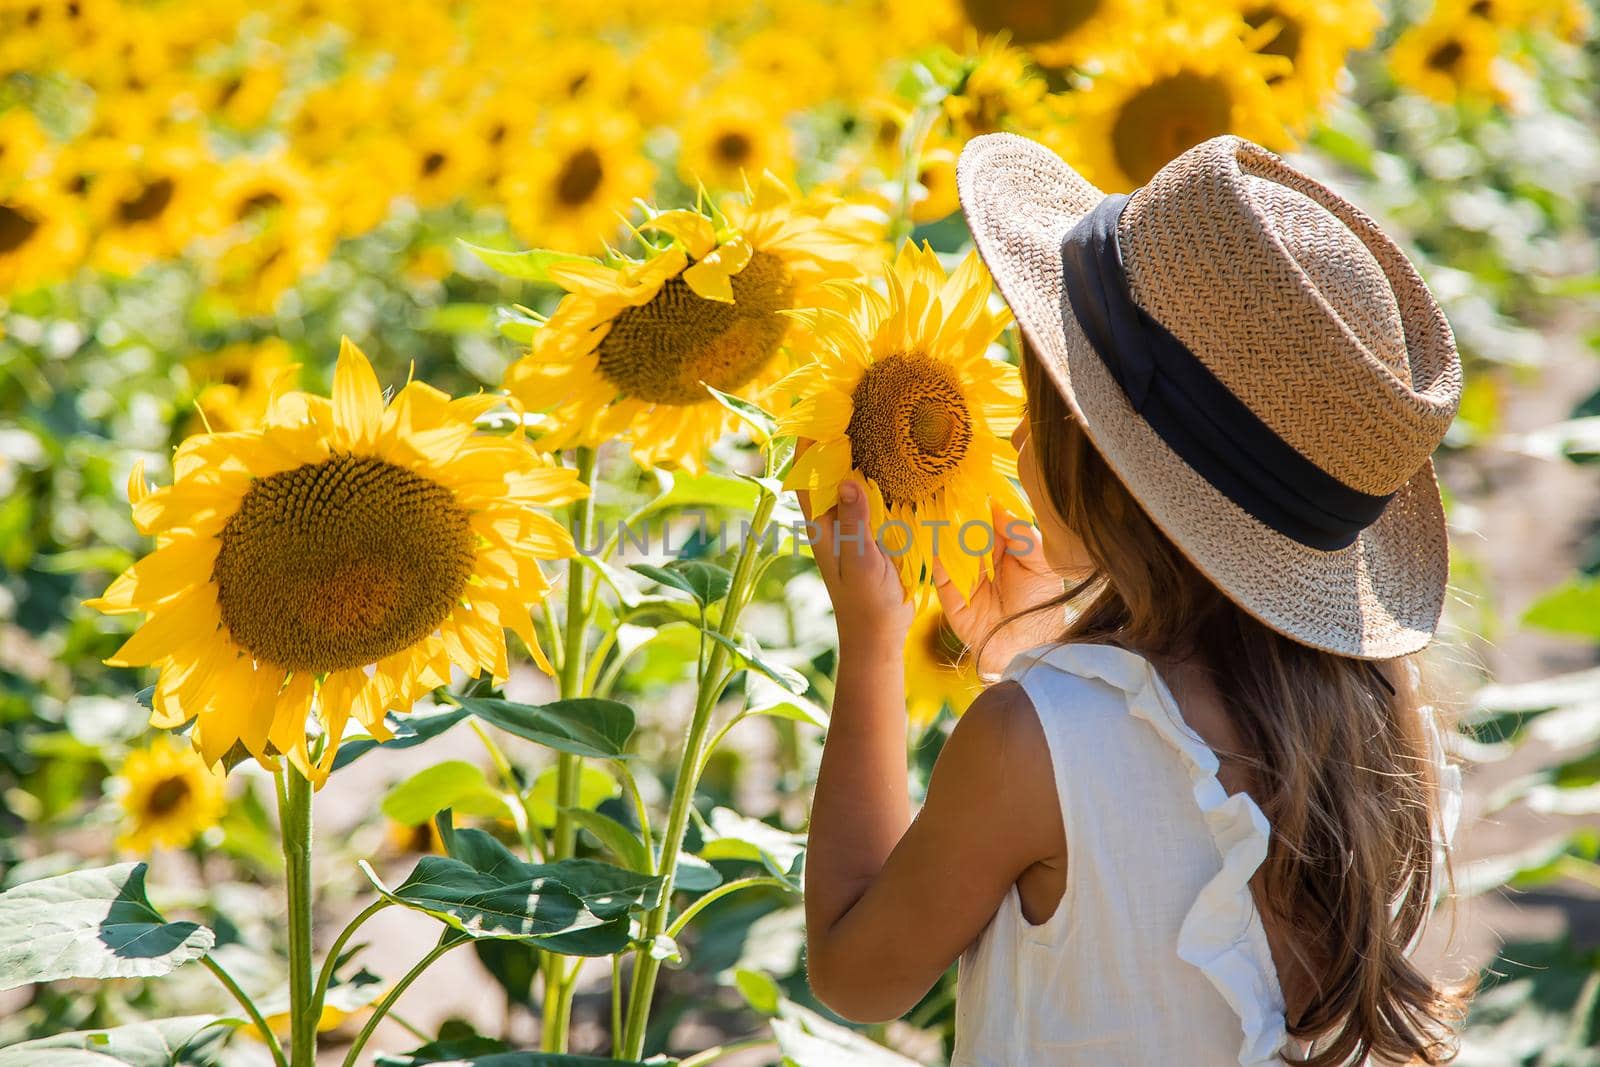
2, 0, 1598, 1063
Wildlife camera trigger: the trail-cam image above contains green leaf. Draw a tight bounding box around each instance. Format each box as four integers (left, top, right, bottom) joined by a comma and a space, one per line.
379, 1050, 665, 1067
628, 560, 733, 606
1524, 577, 1600, 640
772, 997, 923, 1065
381, 762, 511, 826
564, 809, 649, 872
745, 674, 828, 729
697, 808, 805, 884
460, 241, 592, 284
458, 696, 636, 760
0, 1016, 233, 1067
526, 764, 619, 828
702, 383, 775, 444
333, 706, 472, 771
363, 829, 664, 956
0, 863, 215, 991
703, 631, 809, 695
733, 967, 782, 1016
672, 852, 723, 892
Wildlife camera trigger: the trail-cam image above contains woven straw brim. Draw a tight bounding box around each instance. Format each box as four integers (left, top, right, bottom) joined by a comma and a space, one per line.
956, 133, 1448, 659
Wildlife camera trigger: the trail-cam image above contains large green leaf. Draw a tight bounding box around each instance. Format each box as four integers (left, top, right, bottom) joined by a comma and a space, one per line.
457, 696, 636, 760
362, 829, 663, 956
333, 706, 472, 771
771, 998, 922, 1066
381, 761, 512, 826
0, 1016, 232, 1067
0, 864, 215, 991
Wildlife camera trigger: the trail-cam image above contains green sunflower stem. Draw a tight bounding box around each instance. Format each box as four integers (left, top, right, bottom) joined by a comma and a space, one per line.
620, 490, 777, 1060
543, 444, 598, 1053
278, 767, 316, 1067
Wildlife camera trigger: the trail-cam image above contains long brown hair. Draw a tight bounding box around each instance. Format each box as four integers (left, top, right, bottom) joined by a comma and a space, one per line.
991, 348, 1470, 1065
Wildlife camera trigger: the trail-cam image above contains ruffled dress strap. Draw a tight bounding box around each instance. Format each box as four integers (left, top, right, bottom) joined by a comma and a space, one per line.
1002, 642, 1291, 1066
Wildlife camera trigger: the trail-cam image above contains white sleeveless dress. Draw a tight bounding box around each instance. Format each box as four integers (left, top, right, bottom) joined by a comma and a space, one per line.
950, 642, 1460, 1067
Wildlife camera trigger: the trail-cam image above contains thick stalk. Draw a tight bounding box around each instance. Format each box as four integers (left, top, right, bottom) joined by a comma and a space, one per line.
278, 768, 316, 1067
619, 493, 776, 1058
543, 445, 598, 1052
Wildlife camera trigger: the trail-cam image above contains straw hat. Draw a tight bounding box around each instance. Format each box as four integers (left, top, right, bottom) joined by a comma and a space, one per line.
956, 133, 1462, 659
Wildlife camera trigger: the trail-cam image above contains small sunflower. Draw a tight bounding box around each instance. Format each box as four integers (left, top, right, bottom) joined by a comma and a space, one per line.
500, 107, 656, 255
115, 736, 226, 852
954, 0, 1151, 68
910, 145, 961, 224
904, 601, 980, 727
0, 184, 87, 292
197, 151, 334, 313
187, 338, 299, 435
89, 339, 585, 784
941, 39, 1050, 141
678, 86, 795, 191
777, 243, 1028, 604
1227, 0, 1382, 123
1389, 10, 1507, 104
85, 139, 210, 275
1050, 14, 1292, 191
505, 175, 883, 473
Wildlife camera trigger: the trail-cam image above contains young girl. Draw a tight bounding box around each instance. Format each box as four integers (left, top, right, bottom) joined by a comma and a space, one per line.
799, 133, 1468, 1065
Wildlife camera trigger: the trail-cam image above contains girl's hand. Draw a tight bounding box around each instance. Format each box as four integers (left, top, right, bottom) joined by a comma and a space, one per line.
932, 506, 1065, 675
797, 477, 915, 651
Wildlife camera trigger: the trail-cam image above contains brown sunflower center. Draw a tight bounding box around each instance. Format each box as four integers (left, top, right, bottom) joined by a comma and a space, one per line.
237, 191, 283, 220
594, 250, 795, 406
420, 151, 448, 177
713, 131, 754, 167
212, 454, 475, 674
117, 177, 175, 225
146, 776, 192, 817
1244, 5, 1303, 77
0, 203, 39, 254
846, 353, 973, 509
1427, 40, 1465, 74
959, 0, 1102, 44
1111, 71, 1233, 186
556, 147, 605, 206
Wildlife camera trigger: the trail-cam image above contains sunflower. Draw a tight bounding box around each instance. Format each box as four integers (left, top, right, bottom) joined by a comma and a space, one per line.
623, 24, 713, 126
1226, 0, 1382, 123
1389, 10, 1506, 104
85, 139, 211, 275
904, 601, 980, 727
910, 145, 961, 224
953, 0, 1151, 68
115, 736, 226, 852
776, 243, 1028, 604
941, 38, 1050, 141
88, 339, 585, 784
197, 151, 335, 313
187, 338, 299, 435
505, 175, 883, 473
0, 184, 87, 292
677, 86, 795, 191
499, 107, 656, 255
404, 113, 492, 208
0, 108, 52, 186
1049, 13, 1292, 192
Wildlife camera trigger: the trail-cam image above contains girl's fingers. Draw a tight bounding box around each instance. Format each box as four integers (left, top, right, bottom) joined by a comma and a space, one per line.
831, 479, 872, 583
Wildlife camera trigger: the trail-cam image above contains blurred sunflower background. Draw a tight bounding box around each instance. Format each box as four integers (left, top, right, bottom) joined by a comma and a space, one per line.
2, 0, 1598, 1063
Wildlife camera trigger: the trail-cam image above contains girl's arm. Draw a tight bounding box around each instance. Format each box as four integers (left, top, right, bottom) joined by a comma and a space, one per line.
800, 480, 1064, 1023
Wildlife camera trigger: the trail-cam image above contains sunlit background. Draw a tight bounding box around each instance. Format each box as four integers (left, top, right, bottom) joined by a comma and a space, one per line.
2, 0, 1598, 1063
